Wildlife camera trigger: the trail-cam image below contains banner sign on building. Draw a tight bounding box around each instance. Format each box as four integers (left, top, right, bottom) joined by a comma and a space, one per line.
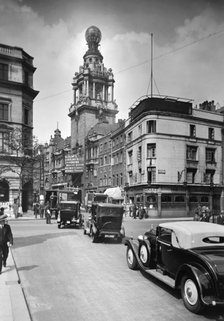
65, 155, 84, 173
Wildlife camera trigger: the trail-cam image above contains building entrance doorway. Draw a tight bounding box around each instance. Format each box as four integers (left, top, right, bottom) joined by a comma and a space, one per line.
22, 181, 33, 212
0, 180, 9, 203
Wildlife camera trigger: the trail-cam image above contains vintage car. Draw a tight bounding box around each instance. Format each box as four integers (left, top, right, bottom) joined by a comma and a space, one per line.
125, 221, 224, 314
57, 201, 82, 229
85, 203, 125, 242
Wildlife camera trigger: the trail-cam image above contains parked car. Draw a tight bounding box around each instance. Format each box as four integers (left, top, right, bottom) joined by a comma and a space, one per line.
85, 203, 125, 242
57, 201, 82, 229
125, 221, 224, 314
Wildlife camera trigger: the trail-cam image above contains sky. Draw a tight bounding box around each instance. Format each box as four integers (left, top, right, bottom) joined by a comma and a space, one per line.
1, 0, 224, 143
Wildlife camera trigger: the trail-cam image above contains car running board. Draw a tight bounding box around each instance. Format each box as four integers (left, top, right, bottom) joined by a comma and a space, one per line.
146, 269, 175, 288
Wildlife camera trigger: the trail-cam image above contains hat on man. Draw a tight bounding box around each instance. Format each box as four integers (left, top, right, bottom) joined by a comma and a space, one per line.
0, 213, 8, 221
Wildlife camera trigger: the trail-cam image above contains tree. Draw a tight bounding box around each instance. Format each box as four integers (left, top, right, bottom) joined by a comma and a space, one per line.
0, 126, 40, 205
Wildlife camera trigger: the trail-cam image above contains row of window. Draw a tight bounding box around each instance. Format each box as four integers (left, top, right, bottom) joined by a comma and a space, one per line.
0, 63, 30, 86
187, 146, 216, 162
127, 144, 216, 166
0, 103, 30, 125
190, 124, 215, 140
99, 173, 123, 187
127, 121, 215, 143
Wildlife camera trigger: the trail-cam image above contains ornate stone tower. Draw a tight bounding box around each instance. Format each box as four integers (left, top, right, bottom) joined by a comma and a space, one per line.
68, 26, 118, 151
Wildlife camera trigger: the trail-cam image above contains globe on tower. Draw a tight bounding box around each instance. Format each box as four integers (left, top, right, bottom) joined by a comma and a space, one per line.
85, 26, 102, 52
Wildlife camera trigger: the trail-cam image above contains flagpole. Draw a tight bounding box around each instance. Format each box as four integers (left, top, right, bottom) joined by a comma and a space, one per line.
151, 33, 153, 97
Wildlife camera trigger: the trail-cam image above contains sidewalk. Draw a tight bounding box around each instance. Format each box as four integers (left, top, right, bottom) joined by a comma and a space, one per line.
0, 248, 31, 321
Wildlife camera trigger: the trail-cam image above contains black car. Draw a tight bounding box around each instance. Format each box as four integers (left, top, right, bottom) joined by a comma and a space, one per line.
125, 221, 224, 313
88, 203, 125, 242
57, 201, 82, 228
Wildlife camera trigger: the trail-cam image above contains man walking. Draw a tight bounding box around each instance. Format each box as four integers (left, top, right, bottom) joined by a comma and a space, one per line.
0, 208, 13, 273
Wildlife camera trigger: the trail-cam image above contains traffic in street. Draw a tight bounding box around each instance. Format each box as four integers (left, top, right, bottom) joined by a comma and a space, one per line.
8, 216, 224, 321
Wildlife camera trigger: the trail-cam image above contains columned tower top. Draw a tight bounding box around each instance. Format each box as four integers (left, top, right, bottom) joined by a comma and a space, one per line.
69, 26, 118, 149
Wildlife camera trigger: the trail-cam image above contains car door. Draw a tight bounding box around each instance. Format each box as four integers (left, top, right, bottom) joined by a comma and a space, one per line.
156, 227, 184, 277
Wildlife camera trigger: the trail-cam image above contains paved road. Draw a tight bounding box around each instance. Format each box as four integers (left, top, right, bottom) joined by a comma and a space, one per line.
9, 218, 224, 321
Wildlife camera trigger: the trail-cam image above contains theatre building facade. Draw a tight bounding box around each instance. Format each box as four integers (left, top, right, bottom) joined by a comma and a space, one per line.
125, 96, 224, 218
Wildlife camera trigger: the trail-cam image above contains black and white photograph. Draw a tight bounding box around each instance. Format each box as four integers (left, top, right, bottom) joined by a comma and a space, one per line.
0, 0, 224, 320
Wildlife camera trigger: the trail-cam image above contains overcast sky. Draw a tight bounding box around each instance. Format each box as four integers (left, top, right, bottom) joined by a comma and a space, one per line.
1, 0, 224, 143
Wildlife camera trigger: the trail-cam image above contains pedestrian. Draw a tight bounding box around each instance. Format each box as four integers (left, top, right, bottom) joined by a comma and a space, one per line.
13, 199, 18, 219
34, 203, 40, 219
133, 204, 137, 219
217, 211, 224, 225
0, 208, 13, 273
194, 204, 202, 221
45, 202, 51, 224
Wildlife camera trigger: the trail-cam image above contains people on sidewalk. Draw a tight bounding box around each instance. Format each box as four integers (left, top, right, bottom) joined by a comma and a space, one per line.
45, 202, 51, 224
0, 208, 13, 274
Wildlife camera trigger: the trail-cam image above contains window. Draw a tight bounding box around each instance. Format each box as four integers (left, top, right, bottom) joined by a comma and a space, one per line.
147, 167, 156, 183
189, 196, 198, 203
174, 195, 185, 202
186, 169, 196, 184
159, 228, 172, 243
208, 127, 214, 140
0, 63, 8, 80
0, 103, 8, 121
24, 71, 29, 85
186, 146, 197, 160
120, 151, 123, 163
147, 120, 156, 133
201, 196, 209, 203
206, 148, 215, 163
204, 170, 214, 184
127, 131, 132, 142
23, 108, 29, 125
0, 132, 9, 153
120, 173, 123, 185
128, 150, 133, 165
138, 124, 142, 135
161, 195, 172, 203
137, 146, 142, 161
190, 124, 196, 137
147, 143, 156, 158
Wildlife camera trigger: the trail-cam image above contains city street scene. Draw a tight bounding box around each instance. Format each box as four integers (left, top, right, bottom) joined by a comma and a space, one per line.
1, 0, 224, 320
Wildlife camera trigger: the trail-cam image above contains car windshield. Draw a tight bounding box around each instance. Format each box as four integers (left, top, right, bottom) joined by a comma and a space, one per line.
60, 203, 77, 210
98, 206, 123, 217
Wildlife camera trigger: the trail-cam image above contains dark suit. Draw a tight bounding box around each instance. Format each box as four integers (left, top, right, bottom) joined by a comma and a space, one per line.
0, 223, 13, 271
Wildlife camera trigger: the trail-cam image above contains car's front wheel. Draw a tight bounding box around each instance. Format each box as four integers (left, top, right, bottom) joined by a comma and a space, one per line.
181, 276, 202, 314
126, 246, 138, 270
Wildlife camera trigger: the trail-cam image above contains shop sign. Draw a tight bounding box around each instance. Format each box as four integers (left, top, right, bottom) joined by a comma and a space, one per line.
158, 169, 166, 174
144, 188, 158, 193
65, 155, 84, 173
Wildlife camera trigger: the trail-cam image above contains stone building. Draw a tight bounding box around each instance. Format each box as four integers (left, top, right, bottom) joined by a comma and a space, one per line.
125, 96, 224, 218
0, 44, 38, 211
85, 119, 123, 195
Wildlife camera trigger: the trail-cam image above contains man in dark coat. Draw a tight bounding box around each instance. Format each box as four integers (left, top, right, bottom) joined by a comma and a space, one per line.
0, 208, 13, 273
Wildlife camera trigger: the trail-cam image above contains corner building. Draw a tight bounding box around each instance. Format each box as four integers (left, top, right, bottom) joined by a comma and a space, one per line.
0, 44, 38, 210
125, 96, 224, 218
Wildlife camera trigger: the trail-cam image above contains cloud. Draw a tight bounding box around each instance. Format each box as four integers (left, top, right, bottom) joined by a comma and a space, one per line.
1, 0, 224, 143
